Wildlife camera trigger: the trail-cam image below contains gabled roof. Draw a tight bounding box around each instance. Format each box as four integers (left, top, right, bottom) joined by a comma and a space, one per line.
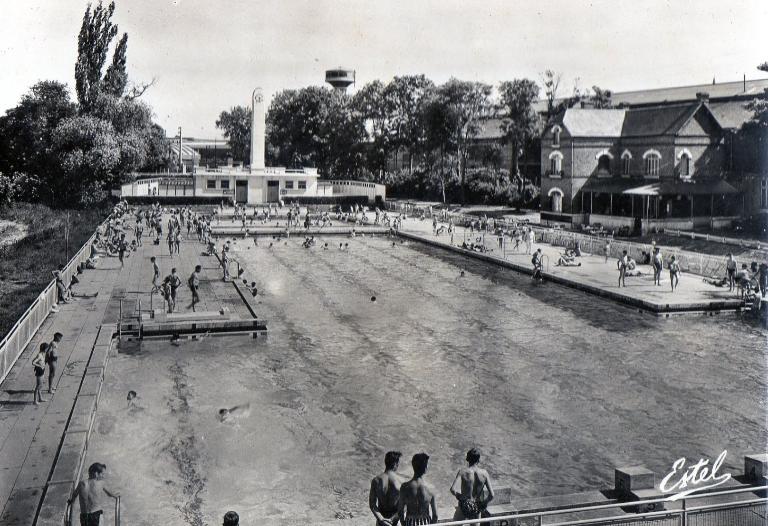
709, 100, 756, 129
620, 103, 701, 137
561, 109, 626, 137
558, 102, 722, 138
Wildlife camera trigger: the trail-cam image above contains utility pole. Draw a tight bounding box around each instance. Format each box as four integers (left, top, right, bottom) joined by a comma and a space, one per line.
178, 127, 183, 173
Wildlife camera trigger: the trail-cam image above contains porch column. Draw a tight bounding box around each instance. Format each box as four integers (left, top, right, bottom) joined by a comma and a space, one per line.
630, 195, 634, 217
581, 192, 584, 214
690, 195, 694, 219
590, 192, 593, 214
610, 194, 613, 215
710, 194, 714, 218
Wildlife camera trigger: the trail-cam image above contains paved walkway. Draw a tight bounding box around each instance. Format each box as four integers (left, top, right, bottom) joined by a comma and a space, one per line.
396, 217, 745, 314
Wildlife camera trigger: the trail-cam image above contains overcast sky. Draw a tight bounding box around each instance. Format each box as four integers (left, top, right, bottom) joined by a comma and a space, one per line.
2, 0, 767, 138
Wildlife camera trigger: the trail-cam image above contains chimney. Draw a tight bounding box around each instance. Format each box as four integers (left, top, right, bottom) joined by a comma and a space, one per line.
696, 92, 710, 104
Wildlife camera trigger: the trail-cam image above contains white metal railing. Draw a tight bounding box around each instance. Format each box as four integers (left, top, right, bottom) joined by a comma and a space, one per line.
386, 203, 737, 278
0, 220, 105, 385
664, 228, 766, 252
426, 484, 768, 526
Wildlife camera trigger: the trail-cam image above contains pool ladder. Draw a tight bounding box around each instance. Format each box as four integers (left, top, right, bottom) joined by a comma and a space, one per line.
64, 496, 119, 526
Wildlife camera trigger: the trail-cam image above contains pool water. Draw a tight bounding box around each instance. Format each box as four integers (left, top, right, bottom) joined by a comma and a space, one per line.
86, 235, 767, 526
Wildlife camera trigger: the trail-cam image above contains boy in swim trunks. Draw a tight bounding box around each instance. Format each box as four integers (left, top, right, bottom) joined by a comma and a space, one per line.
450, 448, 495, 521
32, 343, 48, 405
398, 453, 437, 526
669, 255, 681, 292
46, 332, 63, 394
370, 451, 403, 526
68, 462, 120, 526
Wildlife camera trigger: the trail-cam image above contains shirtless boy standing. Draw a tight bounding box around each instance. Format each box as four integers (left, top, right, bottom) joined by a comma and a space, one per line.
370, 451, 403, 526
450, 448, 495, 521
398, 453, 437, 526
68, 462, 120, 526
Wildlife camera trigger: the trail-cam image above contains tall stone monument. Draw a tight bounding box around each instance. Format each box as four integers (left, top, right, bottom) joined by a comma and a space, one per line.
250, 88, 266, 170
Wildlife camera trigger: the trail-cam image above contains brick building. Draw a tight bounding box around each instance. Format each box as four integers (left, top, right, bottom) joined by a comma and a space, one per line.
539, 90, 767, 233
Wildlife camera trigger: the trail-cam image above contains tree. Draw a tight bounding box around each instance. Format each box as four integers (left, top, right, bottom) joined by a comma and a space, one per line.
352, 80, 390, 178
75, 1, 124, 111
746, 62, 768, 128
590, 85, 613, 109
421, 94, 458, 203
0, 81, 77, 204
498, 79, 540, 183
434, 78, 493, 202
216, 106, 251, 163
384, 75, 435, 173
267, 87, 365, 177
540, 69, 562, 122
53, 115, 120, 206
102, 33, 128, 97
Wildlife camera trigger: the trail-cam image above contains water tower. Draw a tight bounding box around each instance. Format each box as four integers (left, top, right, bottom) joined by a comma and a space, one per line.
325, 67, 355, 91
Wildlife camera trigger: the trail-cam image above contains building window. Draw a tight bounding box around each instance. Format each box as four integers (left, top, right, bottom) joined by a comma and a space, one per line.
285, 180, 294, 189
220, 179, 230, 189
207, 179, 216, 189
762, 180, 768, 209
621, 150, 632, 176
643, 151, 661, 177
298, 180, 307, 190
680, 154, 691, 177
597, 155, 611, 176
549, 151, 563, 176
552, 126, 561, 146
549, 189, 563, 213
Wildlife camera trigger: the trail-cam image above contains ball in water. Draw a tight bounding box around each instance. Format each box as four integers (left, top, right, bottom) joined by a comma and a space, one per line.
370, 296, 376, 302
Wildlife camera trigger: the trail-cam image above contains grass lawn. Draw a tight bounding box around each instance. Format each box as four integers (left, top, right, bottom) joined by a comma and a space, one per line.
0, 203, 106, 339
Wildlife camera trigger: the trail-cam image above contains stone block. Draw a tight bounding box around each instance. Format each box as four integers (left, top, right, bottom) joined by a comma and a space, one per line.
615, 466, 655, 497
36, 480, 75, 526
745, 454, 768, 483
625, 488, 666, 513
0, 486, 42, 526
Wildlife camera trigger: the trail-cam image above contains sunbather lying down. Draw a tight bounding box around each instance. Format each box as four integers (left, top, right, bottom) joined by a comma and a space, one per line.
703, 276, 728, 287
556, 249, 581, 267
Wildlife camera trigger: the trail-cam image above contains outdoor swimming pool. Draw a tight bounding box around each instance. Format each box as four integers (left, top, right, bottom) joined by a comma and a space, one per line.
86, 235, 767, 526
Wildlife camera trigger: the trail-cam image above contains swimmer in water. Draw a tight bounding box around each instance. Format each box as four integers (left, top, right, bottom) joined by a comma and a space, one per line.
218, 403, 251, 422
460, 270, 465, 277
171, 334, 181, 346
127, 390, 138, 407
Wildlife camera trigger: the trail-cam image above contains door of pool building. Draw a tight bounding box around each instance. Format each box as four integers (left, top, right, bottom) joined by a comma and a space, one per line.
235, 180, 248, 203
267, 180, 279, 202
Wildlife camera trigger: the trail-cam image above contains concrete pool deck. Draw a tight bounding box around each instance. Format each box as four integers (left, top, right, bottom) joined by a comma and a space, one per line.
0, 229, 262, 525
395, 217, 745, 315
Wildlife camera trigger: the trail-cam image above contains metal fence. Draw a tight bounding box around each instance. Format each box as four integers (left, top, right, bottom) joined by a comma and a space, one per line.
424, 485, 768, 526
0, 222, 104, 384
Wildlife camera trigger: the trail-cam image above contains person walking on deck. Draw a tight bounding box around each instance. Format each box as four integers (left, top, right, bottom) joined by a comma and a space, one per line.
46, 332, 62, 394
669, 256, 681, 292
617, 250, 628, 288
32, 343, 48, 404
189, 265, 202, 311
726, 253, 737, 291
